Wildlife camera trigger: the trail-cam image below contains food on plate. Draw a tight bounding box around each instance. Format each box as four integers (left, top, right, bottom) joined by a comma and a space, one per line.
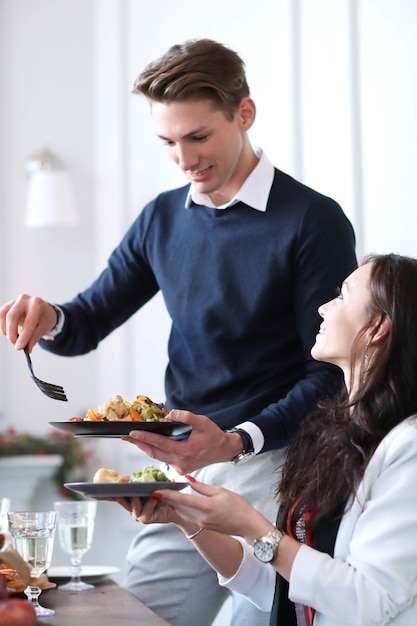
93, 465, 173, 484
92, 468, 120, 483
0, 565, 47, 594
83, 394, 171, 423
0, 534, 48, 594
0, 535, 30, 589
130, 466, 173, 483
0, 565, 26, 592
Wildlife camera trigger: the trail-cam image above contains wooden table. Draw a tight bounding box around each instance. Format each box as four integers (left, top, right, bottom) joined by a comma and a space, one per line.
38, 579, 171, 626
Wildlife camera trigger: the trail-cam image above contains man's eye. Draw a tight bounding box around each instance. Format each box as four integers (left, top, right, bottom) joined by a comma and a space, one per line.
193, 135, 208, 142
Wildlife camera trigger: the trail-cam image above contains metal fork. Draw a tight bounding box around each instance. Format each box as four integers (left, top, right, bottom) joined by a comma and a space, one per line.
23, 347, 68, 401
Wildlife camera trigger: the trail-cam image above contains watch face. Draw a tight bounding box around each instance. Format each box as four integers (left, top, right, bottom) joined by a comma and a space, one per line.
253, 539, 275, 563
231, 451, 254, 464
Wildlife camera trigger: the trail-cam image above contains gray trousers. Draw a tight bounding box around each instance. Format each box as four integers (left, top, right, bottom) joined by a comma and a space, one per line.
124, 449, 285, 626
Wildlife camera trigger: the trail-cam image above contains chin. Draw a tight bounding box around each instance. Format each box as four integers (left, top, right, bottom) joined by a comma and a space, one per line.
311, 347, 326, 362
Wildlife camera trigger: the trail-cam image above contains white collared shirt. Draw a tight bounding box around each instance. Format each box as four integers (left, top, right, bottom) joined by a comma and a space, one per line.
185, 148, 274, 212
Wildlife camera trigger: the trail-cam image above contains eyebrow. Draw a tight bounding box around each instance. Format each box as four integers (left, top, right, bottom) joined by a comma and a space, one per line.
156, 126, 210, 142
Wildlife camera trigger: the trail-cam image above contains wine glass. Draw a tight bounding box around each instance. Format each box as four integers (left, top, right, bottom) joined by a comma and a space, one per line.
54, 500, 97, 591
7, 510, 57, 618
0, 497, 10, 532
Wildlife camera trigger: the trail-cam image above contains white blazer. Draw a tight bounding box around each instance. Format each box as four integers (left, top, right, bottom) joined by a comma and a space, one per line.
220, 418, 417, 626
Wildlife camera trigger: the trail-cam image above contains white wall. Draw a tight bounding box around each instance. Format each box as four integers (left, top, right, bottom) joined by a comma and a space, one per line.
0, 0, 99, 426
1, 1, 417, 621
1, 0, 417, 436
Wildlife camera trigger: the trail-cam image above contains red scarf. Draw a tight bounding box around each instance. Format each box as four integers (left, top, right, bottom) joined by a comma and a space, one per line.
286, 503, 314, 626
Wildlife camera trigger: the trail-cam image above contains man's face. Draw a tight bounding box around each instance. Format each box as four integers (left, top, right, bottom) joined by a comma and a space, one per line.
151, 98, 254, 205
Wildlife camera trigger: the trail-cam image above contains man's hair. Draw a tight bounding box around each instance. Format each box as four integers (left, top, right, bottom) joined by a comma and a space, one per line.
132, 39, 250, 120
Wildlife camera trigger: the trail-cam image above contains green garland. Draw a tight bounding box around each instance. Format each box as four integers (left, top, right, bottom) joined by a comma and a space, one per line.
0, 427, 92, 499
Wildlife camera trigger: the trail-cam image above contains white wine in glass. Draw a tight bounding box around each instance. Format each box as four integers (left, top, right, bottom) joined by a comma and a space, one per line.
54, 500, 97, 591
7, 511, 57, 618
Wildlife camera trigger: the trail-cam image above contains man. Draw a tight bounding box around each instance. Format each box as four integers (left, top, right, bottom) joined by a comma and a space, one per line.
0, 39, 357, 626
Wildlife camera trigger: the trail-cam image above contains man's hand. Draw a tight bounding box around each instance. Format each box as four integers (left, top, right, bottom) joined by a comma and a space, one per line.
0, 294, 58, 352
121, 410, 245, 474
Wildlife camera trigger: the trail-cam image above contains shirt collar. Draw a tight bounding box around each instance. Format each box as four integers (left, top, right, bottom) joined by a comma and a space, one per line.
185, 148, 274, 212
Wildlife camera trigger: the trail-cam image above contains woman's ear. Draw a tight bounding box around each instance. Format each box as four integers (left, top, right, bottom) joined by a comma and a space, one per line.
370, 316, 391, 345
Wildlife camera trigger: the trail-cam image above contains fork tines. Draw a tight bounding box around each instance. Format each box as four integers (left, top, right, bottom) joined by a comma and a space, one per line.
37, 384, 68, 402
23, 348, 68, 402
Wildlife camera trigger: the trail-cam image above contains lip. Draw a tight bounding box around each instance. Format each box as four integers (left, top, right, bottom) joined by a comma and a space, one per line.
188, 166, 212, 182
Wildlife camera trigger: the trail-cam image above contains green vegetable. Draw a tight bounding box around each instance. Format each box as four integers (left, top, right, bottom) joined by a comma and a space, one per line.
130, 465, 171, 483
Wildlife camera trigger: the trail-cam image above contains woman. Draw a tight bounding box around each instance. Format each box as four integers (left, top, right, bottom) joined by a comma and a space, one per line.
117, 254, 417, 626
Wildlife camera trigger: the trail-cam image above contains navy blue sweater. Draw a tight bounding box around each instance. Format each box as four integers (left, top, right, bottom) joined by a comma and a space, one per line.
40, 169, 357, 451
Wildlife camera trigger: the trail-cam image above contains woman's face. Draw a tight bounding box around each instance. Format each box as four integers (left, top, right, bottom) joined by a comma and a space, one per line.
311, 263, 372, 377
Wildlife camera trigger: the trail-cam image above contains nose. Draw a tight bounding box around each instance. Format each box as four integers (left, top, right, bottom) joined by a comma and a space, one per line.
175, 143, 197, 171
318, 299, 331, 317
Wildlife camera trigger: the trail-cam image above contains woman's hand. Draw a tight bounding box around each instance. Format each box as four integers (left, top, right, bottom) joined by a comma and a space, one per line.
151, 477, 273, 543
109, 494, 182, 525
109, 477, 271, 544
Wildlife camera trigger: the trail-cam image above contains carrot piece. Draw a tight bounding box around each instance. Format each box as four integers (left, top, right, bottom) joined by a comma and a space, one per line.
120, 415, 133, 421
86, 409, 102, 421
117, 475, 130, 482
129, 407, 144, 422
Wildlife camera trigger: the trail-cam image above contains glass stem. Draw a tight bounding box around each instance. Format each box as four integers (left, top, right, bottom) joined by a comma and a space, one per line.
69, 557, 83, 583
25, 584, 41, 608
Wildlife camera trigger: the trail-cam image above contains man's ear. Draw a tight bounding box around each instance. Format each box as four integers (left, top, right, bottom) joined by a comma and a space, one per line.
237, 97, 256, 131
370, 316, 391, 345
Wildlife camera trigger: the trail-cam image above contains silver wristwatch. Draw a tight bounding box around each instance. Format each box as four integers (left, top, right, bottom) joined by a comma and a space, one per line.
252, 526, 284, 563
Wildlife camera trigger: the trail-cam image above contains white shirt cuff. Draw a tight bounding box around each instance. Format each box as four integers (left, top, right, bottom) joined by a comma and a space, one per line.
42, 304, 65, 341
217, 538, 275, 611
236, 421, 264, 454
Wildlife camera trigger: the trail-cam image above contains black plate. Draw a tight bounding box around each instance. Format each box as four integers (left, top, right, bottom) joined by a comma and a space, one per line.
49, 420, 191, 438
64, 481, 188, 498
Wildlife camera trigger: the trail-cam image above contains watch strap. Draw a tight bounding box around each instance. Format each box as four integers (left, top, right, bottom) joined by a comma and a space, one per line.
226, 427, 255, 464
253, 525, 284, 562
42, 304, 65, 340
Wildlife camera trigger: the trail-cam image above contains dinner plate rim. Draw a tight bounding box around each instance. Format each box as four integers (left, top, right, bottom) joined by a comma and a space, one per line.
49, 420, 192, 438
64, 481, 188, 498
9, 581, 56, 596
47, 565, 120, 582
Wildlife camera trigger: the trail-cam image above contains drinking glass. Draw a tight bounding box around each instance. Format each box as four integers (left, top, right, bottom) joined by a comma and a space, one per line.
0, 497, 11, 533
7, 510, 57, 618
54, 500, 97, 591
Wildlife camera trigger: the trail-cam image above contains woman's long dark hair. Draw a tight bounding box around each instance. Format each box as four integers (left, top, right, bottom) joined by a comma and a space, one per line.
278, 254, 417, 533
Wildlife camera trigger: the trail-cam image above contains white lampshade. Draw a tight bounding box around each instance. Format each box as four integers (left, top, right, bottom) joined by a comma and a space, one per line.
24, 153, 79, 228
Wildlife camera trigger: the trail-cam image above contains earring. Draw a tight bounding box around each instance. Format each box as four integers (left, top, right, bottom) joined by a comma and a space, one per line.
364, 342, 370, 367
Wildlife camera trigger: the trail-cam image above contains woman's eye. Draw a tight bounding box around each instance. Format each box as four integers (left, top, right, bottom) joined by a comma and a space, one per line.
335, 286, 343, 299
